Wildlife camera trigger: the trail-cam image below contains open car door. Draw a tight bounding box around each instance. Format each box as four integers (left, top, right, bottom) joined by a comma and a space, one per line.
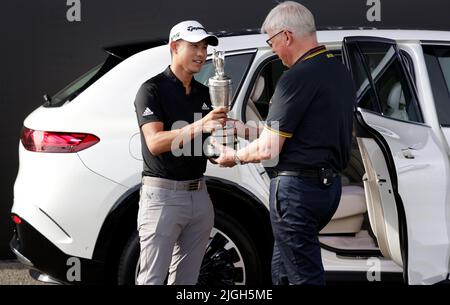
342, 36, 450, 284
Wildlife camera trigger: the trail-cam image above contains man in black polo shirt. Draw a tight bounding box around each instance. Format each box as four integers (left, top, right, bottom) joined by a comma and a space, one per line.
215, 2, 355, 284
134, 20, 227, 285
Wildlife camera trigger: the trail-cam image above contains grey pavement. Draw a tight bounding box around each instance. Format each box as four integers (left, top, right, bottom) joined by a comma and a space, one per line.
0, 260, 50, 285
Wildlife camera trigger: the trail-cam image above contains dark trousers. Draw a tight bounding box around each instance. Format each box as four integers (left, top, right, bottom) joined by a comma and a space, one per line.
269, 175, 341, 285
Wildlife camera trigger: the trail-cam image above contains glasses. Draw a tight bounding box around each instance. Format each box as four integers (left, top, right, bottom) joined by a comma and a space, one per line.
266, 30, 287, 47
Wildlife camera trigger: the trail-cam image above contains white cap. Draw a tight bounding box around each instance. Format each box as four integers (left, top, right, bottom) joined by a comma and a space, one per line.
169, 20, 218, 46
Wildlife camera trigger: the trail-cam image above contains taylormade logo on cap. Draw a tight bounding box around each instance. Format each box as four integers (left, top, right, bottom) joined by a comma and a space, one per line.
169, 20, 218, 46
187, 26, 205, 32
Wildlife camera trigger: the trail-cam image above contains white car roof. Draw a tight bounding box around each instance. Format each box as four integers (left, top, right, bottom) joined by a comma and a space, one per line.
216, 29, 450, 52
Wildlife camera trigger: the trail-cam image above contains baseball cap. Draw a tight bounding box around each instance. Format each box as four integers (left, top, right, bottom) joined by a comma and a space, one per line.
169, 20, 218, 46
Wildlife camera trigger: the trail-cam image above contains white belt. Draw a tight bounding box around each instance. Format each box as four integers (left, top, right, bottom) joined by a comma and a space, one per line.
142, 176, 203, 191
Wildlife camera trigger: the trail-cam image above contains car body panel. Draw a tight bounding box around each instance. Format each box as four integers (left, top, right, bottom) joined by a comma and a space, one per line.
13, 144, 128, 258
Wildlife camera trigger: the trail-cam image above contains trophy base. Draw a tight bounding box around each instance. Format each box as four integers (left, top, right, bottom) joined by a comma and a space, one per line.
205, 142, 238, 159
205, 143, 221, 158
206, 128, 237, 158
206, 153, 221, 159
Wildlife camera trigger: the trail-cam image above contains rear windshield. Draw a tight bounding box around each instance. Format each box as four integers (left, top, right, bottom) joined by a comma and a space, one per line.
45, 55, 122, 107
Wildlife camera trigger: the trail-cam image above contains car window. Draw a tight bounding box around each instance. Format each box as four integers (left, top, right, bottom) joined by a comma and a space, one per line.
423, 45, 450, 126
246, 45, 422, 124
50, 64, 102, 106
195, 52, 255, 106
400, 50, 416, 84
438, 54, 450, 90
347, 41, 422, 123
246, 58, 288, 121
47, 55, 123, 107
245, 52, 342, 122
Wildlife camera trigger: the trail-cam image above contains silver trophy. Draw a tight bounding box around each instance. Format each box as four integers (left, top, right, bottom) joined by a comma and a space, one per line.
206, 50, 235, 157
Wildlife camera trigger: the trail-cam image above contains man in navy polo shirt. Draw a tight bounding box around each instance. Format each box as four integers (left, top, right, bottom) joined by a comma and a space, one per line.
134, 20, 228, 285
215, 2, 356, 284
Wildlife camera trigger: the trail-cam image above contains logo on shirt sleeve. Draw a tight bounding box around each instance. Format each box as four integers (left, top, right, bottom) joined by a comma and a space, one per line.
202, 103, 210, 111
142, 107, 154, 117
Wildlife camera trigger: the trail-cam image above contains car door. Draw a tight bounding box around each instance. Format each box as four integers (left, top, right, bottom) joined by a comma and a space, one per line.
342, 36, 450, 284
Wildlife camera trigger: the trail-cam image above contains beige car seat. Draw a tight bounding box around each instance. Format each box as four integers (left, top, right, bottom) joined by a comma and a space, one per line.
385, 82, 408, 121
320, 185, 367, 234
246, 76, 264, 123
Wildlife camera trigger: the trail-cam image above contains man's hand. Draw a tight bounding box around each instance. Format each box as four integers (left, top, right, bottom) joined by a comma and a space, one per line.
226, 118, 261, 140
211, 138, 238, 168
201, 107, 228, 133
225, 118, 245, 137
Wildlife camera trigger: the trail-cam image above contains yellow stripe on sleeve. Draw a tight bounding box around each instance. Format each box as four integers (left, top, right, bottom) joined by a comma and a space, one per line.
264, 125, 293, 138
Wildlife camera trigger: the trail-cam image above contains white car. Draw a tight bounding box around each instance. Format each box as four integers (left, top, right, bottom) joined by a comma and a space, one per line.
11, 29, 450, 285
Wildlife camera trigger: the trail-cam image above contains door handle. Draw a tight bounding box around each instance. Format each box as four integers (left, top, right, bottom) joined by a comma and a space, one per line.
401, 148, 415, 159
362, 173, 368, 182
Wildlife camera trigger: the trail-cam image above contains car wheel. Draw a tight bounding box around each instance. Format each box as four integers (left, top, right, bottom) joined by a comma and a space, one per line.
198, 210, 262, 285
117, 230, 140, 285
117, 210, 263, 285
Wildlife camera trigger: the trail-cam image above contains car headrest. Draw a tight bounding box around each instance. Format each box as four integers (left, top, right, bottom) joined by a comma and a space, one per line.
387, 82, 403, 110
386, 82, 408, 120
250, 76, 265, 102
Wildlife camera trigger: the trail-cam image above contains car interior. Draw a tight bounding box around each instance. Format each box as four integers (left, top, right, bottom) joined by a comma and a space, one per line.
243, 52, 418, 257
244, 68, 378, 257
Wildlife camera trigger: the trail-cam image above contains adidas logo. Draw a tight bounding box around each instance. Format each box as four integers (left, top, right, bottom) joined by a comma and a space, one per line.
202, 103, 210, 111
142, 107, 154, 116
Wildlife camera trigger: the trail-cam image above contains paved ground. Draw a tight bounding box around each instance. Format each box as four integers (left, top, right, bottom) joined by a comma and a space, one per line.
0, 260, 49, 285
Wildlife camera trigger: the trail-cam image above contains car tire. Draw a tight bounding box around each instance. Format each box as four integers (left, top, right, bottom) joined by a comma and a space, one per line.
198, 210, 263, 285
117, 210, 263, 285
117, 230, 140, 285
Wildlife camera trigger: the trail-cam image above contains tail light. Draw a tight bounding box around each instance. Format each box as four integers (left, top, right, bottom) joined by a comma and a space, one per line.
20, 127, 100, 153
12, 215, 22, 225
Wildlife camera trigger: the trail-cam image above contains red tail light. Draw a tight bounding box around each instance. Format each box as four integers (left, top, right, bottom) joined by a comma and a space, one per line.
20, 127, 100, 153
12, 215, 22, 225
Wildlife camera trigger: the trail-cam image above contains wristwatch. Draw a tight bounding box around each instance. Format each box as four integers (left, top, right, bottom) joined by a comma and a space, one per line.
233, 151, 242, 165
